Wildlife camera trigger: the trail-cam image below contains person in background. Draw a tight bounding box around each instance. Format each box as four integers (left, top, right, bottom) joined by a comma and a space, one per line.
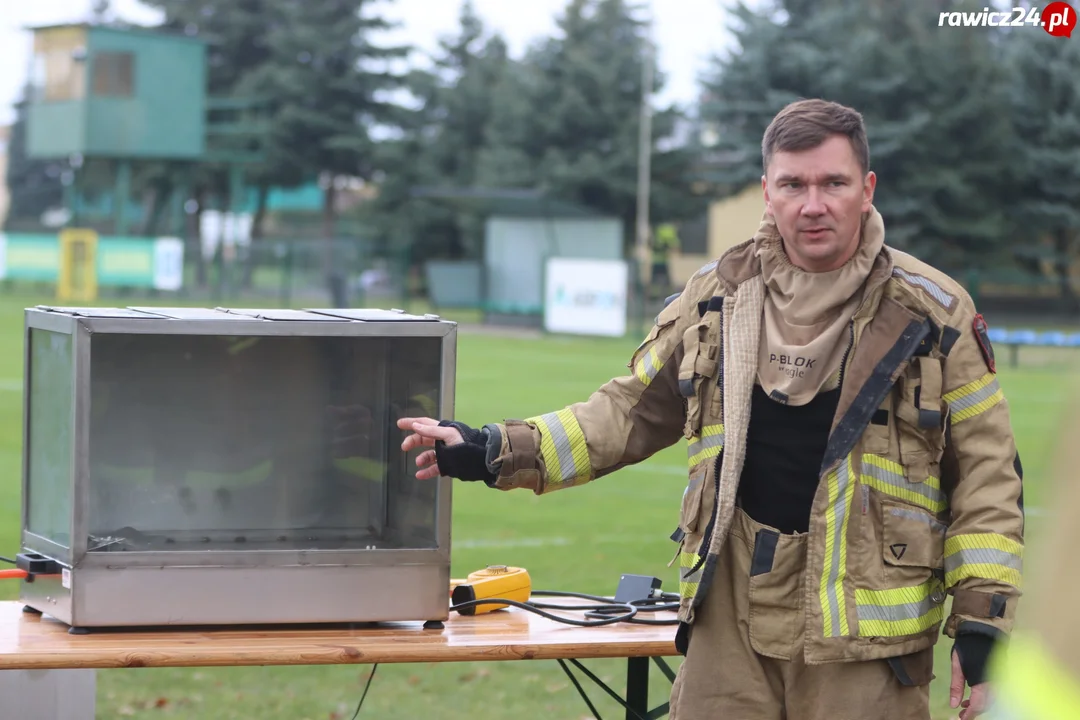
650, 221, 681, 297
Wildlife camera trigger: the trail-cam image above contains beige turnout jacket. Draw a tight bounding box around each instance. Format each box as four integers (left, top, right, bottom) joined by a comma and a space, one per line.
486, 227, 1025, 664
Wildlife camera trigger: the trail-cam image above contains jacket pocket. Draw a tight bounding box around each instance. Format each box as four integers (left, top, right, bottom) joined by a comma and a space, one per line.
679, 322, 719, 439
894, 358, 946, 485
860, 499, 948, 639
881, 499, 947, 581
672, 462, 716, 615
748, 527, 804, 660
678, 464, 710, 535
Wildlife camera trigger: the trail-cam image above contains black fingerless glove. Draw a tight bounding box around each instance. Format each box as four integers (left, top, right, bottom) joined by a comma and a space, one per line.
433, 420, 497, 483
953, 628, 998, 686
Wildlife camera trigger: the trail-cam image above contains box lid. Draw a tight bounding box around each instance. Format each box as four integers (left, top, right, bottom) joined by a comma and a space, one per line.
35, 306, 168, 318
216, 308, 350, 322
125, 307, 254, 320
305, 308, 442, 322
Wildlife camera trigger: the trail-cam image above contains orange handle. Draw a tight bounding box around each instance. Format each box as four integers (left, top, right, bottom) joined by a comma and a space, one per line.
0, 569, 28, 580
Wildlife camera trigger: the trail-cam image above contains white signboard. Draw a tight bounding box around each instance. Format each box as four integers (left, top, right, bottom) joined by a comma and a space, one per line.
544, 257, 629, 337
153, 237, 185, 291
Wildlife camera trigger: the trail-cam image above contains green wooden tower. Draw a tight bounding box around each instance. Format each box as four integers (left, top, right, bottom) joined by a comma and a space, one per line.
27, 23, 206, 161
24, 23, 262, 236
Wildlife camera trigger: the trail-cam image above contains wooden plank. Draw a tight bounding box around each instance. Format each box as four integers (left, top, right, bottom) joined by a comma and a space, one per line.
0, 601, 678, 670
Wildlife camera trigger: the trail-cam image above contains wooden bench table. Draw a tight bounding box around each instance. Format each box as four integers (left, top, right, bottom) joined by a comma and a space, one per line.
0, 599, 679, 719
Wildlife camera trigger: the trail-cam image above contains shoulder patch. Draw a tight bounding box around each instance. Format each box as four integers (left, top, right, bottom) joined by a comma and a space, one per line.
892, 267, 958, 313
973, 313, 996, 373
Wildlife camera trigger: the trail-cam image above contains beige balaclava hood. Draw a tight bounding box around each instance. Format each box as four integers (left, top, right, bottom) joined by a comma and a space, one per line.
755, 207, 884, 406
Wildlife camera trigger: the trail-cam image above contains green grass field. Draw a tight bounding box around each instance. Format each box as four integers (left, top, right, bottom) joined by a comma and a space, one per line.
0, 291, 1075, 719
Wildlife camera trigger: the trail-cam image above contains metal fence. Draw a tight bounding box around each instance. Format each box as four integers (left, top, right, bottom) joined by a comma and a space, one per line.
176, 237, 414, 308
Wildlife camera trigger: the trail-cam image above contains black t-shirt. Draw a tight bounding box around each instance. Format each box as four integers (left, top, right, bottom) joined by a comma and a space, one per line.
737, 383, 841, 534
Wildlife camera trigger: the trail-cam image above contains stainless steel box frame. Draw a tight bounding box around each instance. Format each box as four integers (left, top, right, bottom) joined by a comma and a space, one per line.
19, 306, 456, 629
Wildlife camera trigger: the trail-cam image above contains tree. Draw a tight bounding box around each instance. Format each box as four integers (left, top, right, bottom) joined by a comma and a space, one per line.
368, 1, 517, 260
137, 0, 281, 244
477, 0, 702, 246
1004, 26, 1080, 310
145, 0, 410, 297
240, 0, 408, 225
229, 0, 408, 302
142, 0, 278, 98
697, 0, 1016, 269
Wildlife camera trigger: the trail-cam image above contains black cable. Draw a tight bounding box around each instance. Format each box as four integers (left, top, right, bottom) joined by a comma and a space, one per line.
0, 556, 15, 565
345, 585, 675, 715
530, 600, 679, 625
451, 589, 681, 627
452, 597, 638, 626
348, 663, 378, 720
533, 589, 680, 606
531, 589, 625, 603
533, 589, 680, 625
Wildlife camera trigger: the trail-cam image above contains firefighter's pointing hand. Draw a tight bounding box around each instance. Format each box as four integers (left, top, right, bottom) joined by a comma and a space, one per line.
397, 417, 496, 483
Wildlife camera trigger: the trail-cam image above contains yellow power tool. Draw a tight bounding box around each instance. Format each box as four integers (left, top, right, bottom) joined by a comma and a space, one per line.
450, 565, 531, 615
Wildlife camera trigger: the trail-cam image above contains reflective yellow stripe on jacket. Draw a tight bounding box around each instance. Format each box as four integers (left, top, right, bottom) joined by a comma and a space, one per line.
945, 373, 1004, 424
860, 454, 947, 513
525, 408, 593, 489
854, 580, 945, 637
820, 456, 856, 637
687, 424, 724, 467
634, 346, 664, 386
944, 533, 1023, 589
679, 551, 703, 599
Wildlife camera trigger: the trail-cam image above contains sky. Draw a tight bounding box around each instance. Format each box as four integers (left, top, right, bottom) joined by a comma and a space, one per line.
0, 0, 737, 127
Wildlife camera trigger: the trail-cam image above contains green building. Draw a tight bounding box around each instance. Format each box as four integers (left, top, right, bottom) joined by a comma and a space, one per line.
23, 23, 261, 237
27, 23, 206, 161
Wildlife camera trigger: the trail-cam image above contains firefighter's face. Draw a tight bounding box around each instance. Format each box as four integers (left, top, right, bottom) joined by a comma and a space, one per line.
762, 134, 876, 273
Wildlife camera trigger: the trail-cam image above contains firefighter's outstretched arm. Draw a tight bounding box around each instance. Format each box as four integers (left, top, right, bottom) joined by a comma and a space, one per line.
398, 291, 695, 494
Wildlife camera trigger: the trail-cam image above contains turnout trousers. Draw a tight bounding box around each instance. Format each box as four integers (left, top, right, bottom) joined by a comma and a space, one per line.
668, 506, 932, 720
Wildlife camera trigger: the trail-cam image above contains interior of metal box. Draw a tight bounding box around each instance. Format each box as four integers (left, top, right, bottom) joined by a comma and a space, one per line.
27, 326, 444, 555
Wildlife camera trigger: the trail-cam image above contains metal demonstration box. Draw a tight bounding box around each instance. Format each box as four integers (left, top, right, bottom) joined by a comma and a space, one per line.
18, 306, 456, 631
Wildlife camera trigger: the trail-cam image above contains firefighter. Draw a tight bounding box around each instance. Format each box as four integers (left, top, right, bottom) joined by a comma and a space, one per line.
399, 99, 1022, 719
651, 222, 681, 297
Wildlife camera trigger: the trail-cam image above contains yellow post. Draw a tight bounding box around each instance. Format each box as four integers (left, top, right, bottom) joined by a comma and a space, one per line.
57, 228, 99, 303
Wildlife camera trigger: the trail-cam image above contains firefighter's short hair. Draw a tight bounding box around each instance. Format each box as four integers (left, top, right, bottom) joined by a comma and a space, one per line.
762, 98, 870, 176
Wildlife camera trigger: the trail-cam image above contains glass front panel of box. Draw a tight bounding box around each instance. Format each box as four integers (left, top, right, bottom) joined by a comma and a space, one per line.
26, 328, 74, 550
86, 332, 443, 553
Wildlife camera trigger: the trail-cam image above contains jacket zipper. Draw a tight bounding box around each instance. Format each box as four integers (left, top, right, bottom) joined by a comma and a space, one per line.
715, 305, 724, 522
837, 319, 855, 390
715, 307, 724, 392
